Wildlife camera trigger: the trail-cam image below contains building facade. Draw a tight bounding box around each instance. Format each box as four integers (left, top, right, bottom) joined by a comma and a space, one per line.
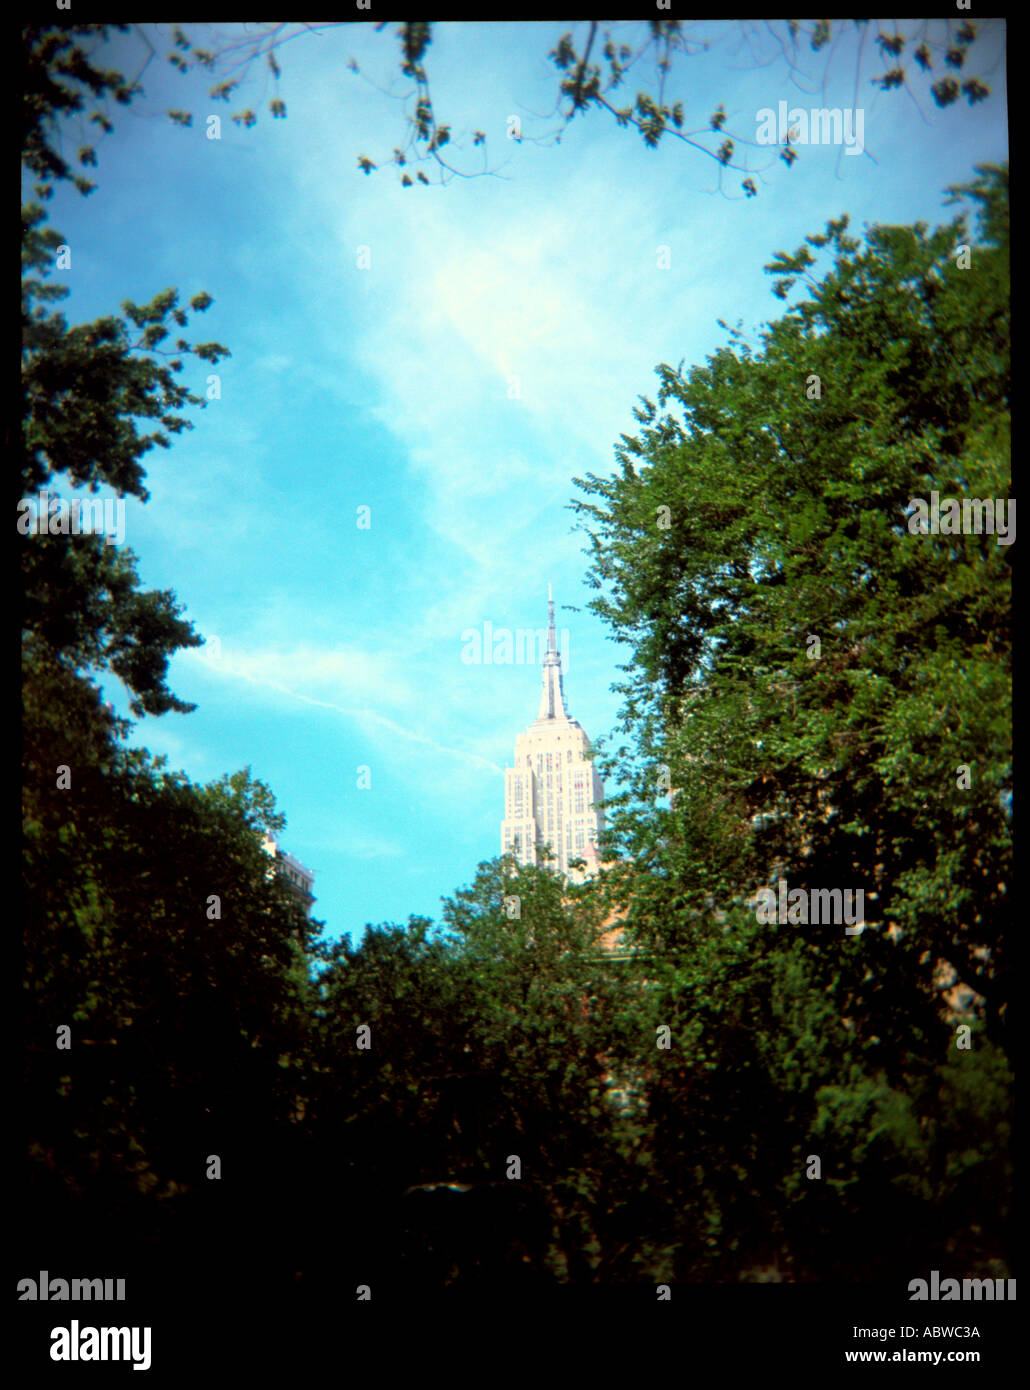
261, 834, 316, 918
501, 588, 605, 884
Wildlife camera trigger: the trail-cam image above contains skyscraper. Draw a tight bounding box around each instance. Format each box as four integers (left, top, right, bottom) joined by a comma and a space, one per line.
261, 834, 316, 919
501, 587, 605, 884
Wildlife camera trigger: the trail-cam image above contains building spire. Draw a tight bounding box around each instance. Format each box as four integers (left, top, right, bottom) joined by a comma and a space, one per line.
537, 583, 568, 720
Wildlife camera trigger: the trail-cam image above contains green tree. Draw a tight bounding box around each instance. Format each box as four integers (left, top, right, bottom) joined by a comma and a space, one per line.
571, 164, 1011, 1278
22, 750, 319, 1288
29, 21, 996, 198
22, 25, 230, 720
20, 27, 317, 1300
306, 856, 649, 1287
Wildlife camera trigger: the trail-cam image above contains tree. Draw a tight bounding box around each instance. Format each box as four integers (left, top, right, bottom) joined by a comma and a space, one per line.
20, 27, 318, 1299
21, 746, 320, 1286
570, 164, 1012, 1278
32, 20, 996, 198
22, 144, 229, 721
304, 856, 650, 1287
22, 23, 142, 198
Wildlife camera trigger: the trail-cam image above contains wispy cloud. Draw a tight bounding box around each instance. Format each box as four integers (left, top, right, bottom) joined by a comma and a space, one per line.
185, 641, 504, 775
189, 642, 416, 708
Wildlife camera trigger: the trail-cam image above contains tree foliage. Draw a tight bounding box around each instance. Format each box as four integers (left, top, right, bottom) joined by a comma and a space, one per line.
19, 21, 1011, 1294
22, 27, 230, 722
20, 24, 311, 1295
303, 856, 648, 1287
60, 19, 997, 196
571, 162, 1012, 1278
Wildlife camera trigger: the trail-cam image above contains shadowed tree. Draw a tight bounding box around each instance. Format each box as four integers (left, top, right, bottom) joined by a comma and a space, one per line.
571, 163, 1011, 1279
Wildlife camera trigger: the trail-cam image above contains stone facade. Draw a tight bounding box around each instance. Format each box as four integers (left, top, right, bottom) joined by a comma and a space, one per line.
501, 589, 605, 884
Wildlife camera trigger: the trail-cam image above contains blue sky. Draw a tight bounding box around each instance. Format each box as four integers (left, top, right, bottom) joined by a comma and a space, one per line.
33, 20, 1008, 945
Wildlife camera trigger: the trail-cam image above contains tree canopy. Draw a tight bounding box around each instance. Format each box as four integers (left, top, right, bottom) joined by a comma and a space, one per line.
24, 20, 997, 198
571, 160, 1011, 1278
19, 20, 1011, 1309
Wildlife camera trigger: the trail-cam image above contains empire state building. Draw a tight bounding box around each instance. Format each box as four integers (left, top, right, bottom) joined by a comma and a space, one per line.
501, 588, 605, 884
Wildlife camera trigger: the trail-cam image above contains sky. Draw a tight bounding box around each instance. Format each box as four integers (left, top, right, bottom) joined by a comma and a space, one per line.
31, 19, 1009, 946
